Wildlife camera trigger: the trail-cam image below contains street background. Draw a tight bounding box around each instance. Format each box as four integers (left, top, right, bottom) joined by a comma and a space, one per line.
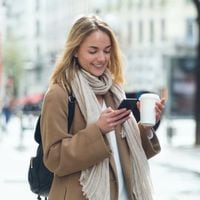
1, 0, 200, 199
0, 114, 200, 200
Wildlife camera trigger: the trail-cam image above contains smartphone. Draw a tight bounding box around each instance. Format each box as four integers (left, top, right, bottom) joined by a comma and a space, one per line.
118, 98, 138, 111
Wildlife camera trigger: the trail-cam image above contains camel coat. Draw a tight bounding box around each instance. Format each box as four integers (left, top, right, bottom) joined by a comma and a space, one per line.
40, 84, 161, 200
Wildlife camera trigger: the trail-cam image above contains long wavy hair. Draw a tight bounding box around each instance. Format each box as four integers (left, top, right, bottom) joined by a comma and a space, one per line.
50, 15, 125, 92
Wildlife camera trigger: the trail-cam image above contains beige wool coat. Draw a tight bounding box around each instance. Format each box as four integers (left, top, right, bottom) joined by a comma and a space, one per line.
40, 84, 161, 200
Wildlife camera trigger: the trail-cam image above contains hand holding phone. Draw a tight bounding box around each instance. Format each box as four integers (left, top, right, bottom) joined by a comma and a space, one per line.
118, 98, 138, 111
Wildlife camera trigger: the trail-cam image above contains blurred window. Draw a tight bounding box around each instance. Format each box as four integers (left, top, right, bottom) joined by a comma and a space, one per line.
117, 0, 122, 10
186, 18, 194, 42
169, 56, 196, 117
161, 18, 166, 41
184, 0, 192, 4
36, 46, 42, 81
149, 0, 154, 8
106, 1, 111, 11
160, 0, 167, 6
35, 0, 39, 11
36, 20, 40, 37
128, 0, 133, 9
138, 0, 143, 8
127, 20, 133, 45
138, 20, 143, 43
149, 19, 154, 43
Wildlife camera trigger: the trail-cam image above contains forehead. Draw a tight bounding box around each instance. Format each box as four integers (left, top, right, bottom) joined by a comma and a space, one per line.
81, 30, 111, 47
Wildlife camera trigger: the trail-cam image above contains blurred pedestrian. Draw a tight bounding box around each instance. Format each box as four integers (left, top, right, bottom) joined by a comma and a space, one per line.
2, 103, 12, 124
40, 15, 165, 200
1, 98, 13, 132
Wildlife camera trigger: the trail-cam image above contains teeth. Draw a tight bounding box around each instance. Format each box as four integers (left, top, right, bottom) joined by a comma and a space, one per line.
94, 64, 103, 67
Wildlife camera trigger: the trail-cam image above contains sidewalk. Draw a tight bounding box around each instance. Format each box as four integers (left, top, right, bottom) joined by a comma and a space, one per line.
0, 115, 200, 199
151, 145, 200, 174
151, 118, 200, 175
0, 115, 38, 200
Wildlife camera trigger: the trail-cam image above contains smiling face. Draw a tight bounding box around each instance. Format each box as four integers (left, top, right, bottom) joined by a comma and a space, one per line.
76, 30, 111, 77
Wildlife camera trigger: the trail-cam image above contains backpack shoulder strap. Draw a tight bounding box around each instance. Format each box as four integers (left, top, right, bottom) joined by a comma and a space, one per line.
34, 115, 41, 143
68, 93, 75, 133
34, 93, 75, 143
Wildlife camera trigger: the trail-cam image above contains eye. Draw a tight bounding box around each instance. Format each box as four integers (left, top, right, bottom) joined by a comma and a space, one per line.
88, 47, 97, 54
104, 47, 111, 54
104, 49, 111, 54
88, 50, 97, 54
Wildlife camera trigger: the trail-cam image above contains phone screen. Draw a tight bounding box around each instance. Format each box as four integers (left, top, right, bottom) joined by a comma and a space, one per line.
118, 98, 138, 111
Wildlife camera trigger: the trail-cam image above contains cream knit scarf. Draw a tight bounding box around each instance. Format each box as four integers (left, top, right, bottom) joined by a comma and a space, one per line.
70, 68, 153, 200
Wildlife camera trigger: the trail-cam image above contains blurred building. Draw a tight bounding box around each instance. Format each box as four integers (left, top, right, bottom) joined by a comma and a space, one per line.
0, 0, 6, 107
2, 0, 41, 99
99, 0, 197, 96
2, 0, 198, 109
2, 0, 101, 99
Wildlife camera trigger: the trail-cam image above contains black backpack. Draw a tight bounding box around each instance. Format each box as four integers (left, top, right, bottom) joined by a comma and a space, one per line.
28, 94, 75, 200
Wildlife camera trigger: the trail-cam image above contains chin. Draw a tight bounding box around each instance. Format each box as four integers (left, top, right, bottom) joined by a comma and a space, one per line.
93, 72, 105, 77
92, 69, 106, 77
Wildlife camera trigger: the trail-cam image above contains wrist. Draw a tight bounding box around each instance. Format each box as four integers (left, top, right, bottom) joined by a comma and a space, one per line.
138, 122, 154, 139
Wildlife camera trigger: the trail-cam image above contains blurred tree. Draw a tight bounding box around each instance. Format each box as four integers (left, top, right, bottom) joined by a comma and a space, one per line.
192, 0, 200, 145
2, 39, 24, 98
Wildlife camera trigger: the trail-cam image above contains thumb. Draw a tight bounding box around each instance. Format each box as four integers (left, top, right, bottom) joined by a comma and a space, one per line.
104, 106, 114, 113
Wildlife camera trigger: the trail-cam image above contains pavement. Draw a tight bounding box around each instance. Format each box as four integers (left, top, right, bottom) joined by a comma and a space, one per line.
0, 115, 200, 200
0, 114, 37, 199
150, 117, 200, 175
148, 118, 200, 200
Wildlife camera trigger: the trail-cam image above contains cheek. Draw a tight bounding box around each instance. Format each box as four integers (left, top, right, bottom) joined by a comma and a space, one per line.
106, 54, 111, 62
78, 54, 87, 63
79, 54, 95, 64
78, 54, 93, 68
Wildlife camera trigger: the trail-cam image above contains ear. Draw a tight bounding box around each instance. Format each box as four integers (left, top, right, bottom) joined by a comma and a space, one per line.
74, 52, 78, 58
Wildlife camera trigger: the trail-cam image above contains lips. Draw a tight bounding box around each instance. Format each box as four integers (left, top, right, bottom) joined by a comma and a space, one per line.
93, 63, 106, 68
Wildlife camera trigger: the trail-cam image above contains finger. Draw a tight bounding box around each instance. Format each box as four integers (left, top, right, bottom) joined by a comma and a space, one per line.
107, 122, 114, 130
160, 98, 166, 105
155, 103, 164, 121
113, 108, 131, 118
155, 106, 163, 118
156, 101, 165, 111
103, 107, 114, 114
112, 114, 131, 126
156, 109, 161, 118
109, 108, 128, 118
112, 110, 131, 122
136, 101, 140, 110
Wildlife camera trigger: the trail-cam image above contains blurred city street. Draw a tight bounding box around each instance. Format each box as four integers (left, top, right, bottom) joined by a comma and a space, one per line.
1, 0, 200, 199
0, 114, 37, 199
0, 114, 200, 200
150, 118, 200, 200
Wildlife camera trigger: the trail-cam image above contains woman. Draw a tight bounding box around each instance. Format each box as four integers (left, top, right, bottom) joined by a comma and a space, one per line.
41, 15, 165, 200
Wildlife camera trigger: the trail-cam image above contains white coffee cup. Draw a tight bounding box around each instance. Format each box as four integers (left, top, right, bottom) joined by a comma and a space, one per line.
139, 93, 160, 126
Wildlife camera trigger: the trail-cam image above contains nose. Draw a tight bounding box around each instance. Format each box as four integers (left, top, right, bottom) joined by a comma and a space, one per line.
96, 51, 106, 62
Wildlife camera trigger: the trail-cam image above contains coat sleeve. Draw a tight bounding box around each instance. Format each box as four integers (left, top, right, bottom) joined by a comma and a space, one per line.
138, 123, 161, 159
41, 85, 111, 177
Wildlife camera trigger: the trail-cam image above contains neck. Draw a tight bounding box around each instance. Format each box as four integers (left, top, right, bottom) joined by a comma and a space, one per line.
96, 95, 103, 106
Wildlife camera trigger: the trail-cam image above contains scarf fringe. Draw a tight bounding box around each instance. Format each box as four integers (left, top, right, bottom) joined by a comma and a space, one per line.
80, 159, 110, 200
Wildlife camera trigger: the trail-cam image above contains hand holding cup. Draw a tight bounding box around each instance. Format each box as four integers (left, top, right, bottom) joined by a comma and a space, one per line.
138, 93, 165, 127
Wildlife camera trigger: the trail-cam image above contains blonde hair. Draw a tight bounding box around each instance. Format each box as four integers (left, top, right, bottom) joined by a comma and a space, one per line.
50, 15, 125, 91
